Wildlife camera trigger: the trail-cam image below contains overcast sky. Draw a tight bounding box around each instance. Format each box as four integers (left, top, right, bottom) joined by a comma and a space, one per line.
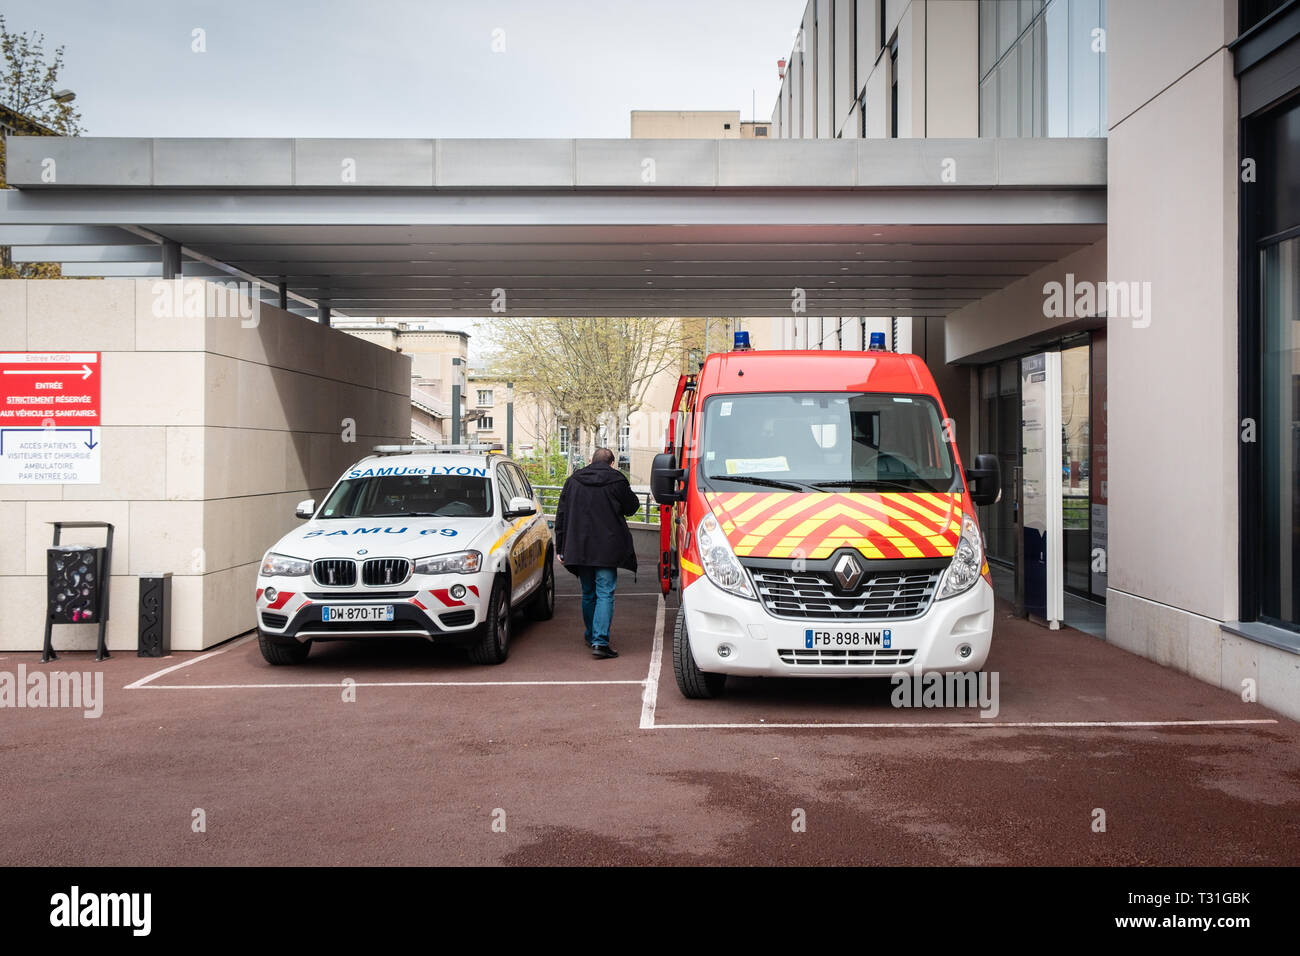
2, 0, 805, 138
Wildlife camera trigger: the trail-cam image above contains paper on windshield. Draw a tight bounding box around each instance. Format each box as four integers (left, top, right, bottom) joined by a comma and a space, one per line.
726, 456, 790, 474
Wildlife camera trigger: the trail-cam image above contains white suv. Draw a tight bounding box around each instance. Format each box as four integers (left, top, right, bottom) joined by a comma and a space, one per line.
254, 446, 554, 665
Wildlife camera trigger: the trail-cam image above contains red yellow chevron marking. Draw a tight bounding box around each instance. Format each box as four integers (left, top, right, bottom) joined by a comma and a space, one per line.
704, 491, 962, 560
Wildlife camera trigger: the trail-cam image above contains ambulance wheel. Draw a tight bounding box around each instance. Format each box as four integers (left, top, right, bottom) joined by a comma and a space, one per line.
673, 608, 726, 699
527, 551, 556, 621
258, 633, 311, 665
468, 576, 511, 665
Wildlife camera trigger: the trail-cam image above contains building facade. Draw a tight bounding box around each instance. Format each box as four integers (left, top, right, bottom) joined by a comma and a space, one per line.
766, 0, 1300, 719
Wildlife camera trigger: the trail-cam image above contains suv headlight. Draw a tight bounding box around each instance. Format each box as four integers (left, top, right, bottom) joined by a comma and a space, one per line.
261, 552, 310, 577
414, 550, 482, 575
937, 514, 984, 600
696, 512, 755, 600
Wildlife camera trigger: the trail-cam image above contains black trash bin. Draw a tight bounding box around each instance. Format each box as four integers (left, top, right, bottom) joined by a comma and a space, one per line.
43, 522, 114, 662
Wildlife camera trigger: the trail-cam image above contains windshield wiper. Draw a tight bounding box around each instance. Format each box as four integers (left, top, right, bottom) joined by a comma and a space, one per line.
365, 511, 442, 517
706, 474, 813, 492
811, 479, 921, 491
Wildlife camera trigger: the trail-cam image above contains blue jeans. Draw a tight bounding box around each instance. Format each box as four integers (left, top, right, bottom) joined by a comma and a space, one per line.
577, 567, 618, 646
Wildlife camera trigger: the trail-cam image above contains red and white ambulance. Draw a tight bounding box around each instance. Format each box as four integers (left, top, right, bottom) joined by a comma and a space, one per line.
650, 341, 1001, 698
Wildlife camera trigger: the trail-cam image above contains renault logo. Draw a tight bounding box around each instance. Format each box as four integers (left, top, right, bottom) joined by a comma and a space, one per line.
833, 553, 863, 591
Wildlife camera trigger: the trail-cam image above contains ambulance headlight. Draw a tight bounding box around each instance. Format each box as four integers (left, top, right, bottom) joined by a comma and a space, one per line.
260, 553, 310, 577
696, 512, 755, 600
414, 550, 482, 575
937, 514, 983, 600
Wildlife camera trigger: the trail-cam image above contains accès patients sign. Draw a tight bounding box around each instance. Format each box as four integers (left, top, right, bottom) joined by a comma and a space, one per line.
0, 352, 101, 484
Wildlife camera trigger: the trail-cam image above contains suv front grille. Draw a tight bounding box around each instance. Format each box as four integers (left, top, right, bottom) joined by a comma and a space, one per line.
313, 559, 357, 587
362, 558, 411, 587
749, 567, 942, 620
778, 647, 916, 666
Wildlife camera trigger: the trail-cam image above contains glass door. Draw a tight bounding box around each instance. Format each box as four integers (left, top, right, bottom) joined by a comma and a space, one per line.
1260, 235, 1300, 628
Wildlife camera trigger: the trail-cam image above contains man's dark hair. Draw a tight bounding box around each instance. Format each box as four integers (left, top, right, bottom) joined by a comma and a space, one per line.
592, 447, 616, 466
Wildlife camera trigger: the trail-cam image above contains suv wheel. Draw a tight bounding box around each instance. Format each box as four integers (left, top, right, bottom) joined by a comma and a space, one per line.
258, 633, 311, 665
468, 577, 511, 665
672, 607, 726, 699
527, 552, 556, 621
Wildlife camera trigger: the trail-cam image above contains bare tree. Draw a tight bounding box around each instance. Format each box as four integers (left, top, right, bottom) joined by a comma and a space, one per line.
486, 317, 699, 460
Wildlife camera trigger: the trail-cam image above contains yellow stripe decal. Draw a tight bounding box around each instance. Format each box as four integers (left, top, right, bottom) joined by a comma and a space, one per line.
488, 516, 533, 555
680, 557, 703, 575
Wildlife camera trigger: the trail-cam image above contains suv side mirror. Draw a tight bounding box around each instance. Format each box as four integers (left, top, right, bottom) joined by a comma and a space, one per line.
965, 454, 1001, 507
295, 498, 316, 519
504, 495, 537, 519
650, 451, 685, 504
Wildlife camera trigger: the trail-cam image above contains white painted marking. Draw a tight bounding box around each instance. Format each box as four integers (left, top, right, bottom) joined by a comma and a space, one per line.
639, 595, 666, 729
648, 718, 1279, 730
135, 679, 646, 690
124, 634, 255, 689
555, 592, 664, 597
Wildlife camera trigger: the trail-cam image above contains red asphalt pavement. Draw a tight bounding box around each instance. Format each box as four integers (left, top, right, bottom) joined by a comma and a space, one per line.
2, 541, 1298, 866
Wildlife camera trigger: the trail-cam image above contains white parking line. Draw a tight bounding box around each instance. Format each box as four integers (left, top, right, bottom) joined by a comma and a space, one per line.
639, 595, 666, 729
648, 718, 1280, 730
124, 634, 255, 689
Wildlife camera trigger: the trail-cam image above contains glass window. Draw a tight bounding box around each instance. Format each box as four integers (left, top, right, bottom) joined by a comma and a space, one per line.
1044, 0, 1069, 136
980, 0, 998, 78
476, 389, 494, 407
558, 425, 569, 455
1018, 27, 1036, 137
998, 44, 1020, 135
495, 462, 522, 510
1260, 237, 1300, 626
478, 416, 493, 430
1068, 0, 1103, 136
997, 0, 1021, 60
618, 423, 630, 454
698, 392, 958, 493
320, 473, 493, 519
980, 75, 997, 135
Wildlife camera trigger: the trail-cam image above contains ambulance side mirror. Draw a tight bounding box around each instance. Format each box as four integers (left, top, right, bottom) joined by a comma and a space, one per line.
504, 496, 537, 519
650, 452, 685, 504
965, 455, 1001, 507
294, 499, 316, 519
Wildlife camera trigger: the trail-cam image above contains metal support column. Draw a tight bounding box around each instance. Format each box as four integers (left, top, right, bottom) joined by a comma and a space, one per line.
451, 357, 463, 443
161, 239, 181, 280
506, 382, 514, 457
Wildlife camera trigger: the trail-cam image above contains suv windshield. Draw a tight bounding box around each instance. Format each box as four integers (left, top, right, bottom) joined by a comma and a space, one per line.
699, 392, 957, 493
319, 473, 493, 518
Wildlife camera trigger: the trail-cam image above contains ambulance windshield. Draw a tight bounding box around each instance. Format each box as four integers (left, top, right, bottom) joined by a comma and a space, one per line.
699, 392, 958, 493
319, 473, 494, 518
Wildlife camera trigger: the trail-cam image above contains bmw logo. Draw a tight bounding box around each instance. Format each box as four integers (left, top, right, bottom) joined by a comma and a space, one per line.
357, 549, 368, 555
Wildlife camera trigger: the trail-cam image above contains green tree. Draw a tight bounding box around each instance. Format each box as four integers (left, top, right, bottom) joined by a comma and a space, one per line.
0, 13, 83, 278
0, 14, 83, 134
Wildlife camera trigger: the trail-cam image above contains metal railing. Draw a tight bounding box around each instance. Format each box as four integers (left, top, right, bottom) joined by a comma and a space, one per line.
534, 484, 660, 526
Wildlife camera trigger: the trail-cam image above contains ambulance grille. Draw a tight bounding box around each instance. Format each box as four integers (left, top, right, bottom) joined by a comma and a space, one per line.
778, 647, 916, 666
749, 567, 942, 620
313, 559, 357, 588
362, 558, 411, 587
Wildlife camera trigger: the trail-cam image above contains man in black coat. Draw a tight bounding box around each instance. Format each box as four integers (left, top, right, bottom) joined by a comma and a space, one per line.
554, 447, 641, 658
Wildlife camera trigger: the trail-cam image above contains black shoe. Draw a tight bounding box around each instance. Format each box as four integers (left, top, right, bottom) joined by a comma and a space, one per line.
591, 643, 619, 659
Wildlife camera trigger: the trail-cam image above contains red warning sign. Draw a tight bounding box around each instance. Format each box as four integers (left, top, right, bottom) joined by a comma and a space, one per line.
0, 352, 101, 426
